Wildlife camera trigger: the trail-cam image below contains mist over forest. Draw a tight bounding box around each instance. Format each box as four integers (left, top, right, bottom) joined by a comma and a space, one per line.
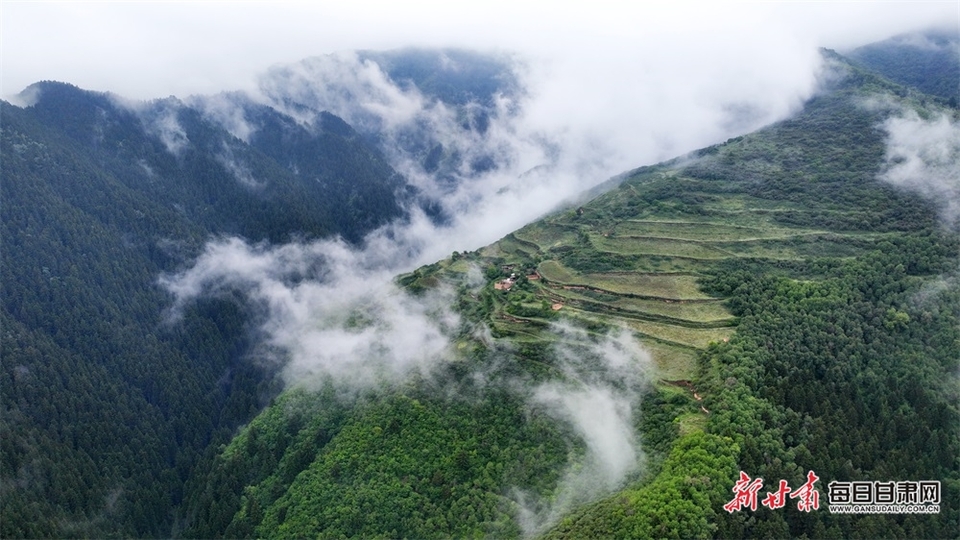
1, 8, 959, 538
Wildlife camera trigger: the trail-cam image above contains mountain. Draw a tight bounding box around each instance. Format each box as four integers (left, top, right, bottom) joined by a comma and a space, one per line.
3, 43, 958, 539
179, 52, 959, 538
256, 49, 527, 220
22, 82, 408, 243
0, 81, 410, 537
358, 48, 521, 109
847, 28, 960, 105
1, 48, 532, 537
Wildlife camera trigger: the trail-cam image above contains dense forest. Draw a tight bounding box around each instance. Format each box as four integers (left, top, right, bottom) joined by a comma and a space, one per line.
0, 82, 409, 536
179, 48, 960, 538
848, 29, 960, 104
2, 39, 958, 538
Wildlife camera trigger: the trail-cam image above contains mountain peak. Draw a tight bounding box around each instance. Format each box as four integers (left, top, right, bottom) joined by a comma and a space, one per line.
847, 28, 960, 102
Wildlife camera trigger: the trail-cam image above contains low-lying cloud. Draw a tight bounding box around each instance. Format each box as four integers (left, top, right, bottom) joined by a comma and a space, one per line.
160, 235, 459, 389
195, 46, 826, 266
158, 47, 809, 508
246, 51, 570, 258
260, 51, 431, 135
514, 323, 653, 536
159, 42, 824, 531
161, 235, 656, 537
879, 107, 960, 229
216, 141, 262, 189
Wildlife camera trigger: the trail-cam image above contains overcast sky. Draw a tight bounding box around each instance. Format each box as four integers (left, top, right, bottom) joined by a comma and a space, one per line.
2, 1, 957, 102
4, 0, 956, 261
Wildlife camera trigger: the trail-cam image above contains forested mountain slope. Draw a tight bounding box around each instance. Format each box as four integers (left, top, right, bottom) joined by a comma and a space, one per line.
254, 48, 526, 224
182, 52, 960, 538
848, 28, 960, 104
1, 48, 531, 537
0, 81, 409, 537
22, 82, 408, 243
2, 41, 958, 539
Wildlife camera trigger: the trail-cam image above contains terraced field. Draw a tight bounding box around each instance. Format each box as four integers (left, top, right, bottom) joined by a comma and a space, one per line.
591, 235, 734, 259
513, 224, 580, 249
443, 167, 901, 383
538, 261, 711, 300
545, 287, 731, 323
408, 161, 896, 387
522, 253, 731, 375
613, 220, 799, 241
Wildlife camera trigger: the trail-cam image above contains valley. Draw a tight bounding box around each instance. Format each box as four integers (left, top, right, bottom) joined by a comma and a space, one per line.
187, 55, 959, 538
1, 30, 958, 539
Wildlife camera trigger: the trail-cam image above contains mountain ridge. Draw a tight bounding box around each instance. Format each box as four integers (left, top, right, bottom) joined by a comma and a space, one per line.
847, 28, 960, 104
0, 76, 414, 536
2, 39, 958, 538
177, 48, 959, 538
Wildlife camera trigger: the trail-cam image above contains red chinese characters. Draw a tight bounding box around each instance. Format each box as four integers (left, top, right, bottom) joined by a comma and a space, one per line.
761, 479, 791, 510
725, 471, 821, 513
789, 470, 820, 512
723, 471, 764, 512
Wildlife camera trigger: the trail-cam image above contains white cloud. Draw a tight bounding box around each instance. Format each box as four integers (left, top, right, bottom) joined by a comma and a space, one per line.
3, 2, 953, 102
259, 51, 429, 133
889, 31, 957, 51
150, 8, 953, 401
213, 40, 817, 267
6, 4, 953, 246
188, 92, 256, 142
160, 236, 459, 388
8, 3, 955, 533
880, 108, 960, 228
216, 141, 262, 188
146, 102, 190, 156
514, 323, 654, 536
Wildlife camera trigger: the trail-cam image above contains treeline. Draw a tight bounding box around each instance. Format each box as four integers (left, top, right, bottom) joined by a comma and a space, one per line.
540, 235, 959, 539
182, 365, 581, 538
701, 233, 959, 538
0, 81, 408, 537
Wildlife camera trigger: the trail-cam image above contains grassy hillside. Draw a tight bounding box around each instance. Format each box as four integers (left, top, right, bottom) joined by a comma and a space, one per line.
183, 54, 959, 538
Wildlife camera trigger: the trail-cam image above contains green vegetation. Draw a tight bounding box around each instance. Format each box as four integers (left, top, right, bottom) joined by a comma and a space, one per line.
591, 235, 734, 260
0, 81, 409, 537
250, 390, 565, 539
543, 432, 740, 539
3, 43, 958, 539
180, 50, 959, 539
848, 29, 960, 103
697, 239, 959, 538
613, 220, 799, 241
